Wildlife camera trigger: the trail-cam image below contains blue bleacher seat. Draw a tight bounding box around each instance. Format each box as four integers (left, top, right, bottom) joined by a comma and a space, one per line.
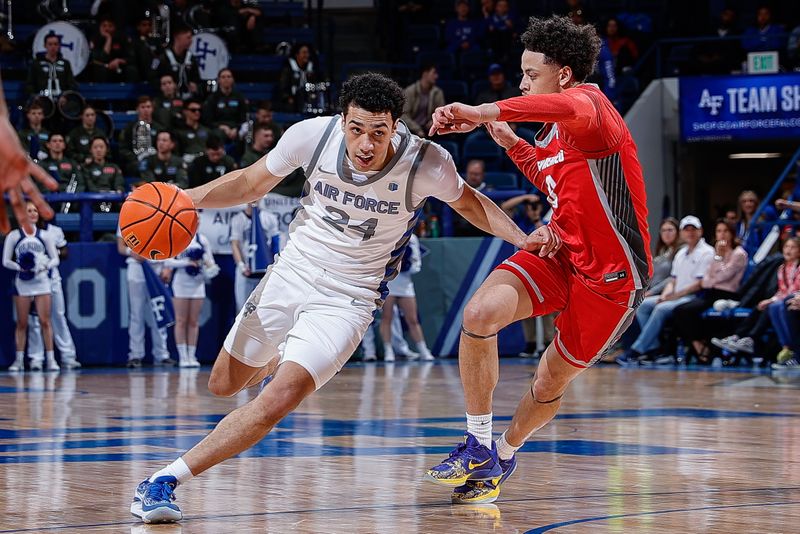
438, 80, 468, 104
407, 24, 441, 53
463, 131, 503, 171
259, 1, 305, 19
484, 172, 518, 190
459, 50, 490, 82
54, 213, 119, 233
229, 55, 285, 73
238, 82, 275, 102
81, 83, 153, 101
416, 50, 455, 79
470, 79, 490, 103
262, 26, 314, 46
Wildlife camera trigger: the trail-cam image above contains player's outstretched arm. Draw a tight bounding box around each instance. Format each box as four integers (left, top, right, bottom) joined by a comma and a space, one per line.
186, 155, 284, 209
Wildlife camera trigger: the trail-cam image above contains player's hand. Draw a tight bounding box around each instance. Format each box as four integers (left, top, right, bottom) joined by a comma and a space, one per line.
485, 121, 520, 150
0, 115, 58, 234
521, 224, 561, 258
788, 294, 800, 311
429, 103, 482, 136
776, 198, 789, 210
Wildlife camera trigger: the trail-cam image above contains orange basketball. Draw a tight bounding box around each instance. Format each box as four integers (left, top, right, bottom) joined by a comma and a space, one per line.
118, 182, 198, 260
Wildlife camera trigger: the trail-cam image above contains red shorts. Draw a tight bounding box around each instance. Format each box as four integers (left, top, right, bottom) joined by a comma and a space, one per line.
497, 250, 640, 368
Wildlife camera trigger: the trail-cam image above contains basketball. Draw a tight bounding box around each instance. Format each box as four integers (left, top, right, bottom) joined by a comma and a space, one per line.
118, 182, 198, 260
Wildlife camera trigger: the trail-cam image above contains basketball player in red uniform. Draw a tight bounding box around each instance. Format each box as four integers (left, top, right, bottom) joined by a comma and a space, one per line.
425, 16, 652, 504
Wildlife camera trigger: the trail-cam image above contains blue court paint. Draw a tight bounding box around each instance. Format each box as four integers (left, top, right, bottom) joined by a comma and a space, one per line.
524, 500, 800, 533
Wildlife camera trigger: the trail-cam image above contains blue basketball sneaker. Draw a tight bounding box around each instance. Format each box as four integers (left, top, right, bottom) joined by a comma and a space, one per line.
424, 433, 502, 486
451, 454, 518, 504
131, 476, 182, 523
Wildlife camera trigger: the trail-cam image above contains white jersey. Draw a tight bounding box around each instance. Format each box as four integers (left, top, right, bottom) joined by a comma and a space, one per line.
260, 192, 301, 250
2, 227, 59, 296
198, 206, 244, 255
265, 115, 464, 293
230, 209, 280, 251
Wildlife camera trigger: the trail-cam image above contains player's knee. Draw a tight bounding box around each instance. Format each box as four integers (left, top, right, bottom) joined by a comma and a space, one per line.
462, 298, 502, 334
207, 374, 240, 397
254, 384, 305, 425
532, 374, 564, 402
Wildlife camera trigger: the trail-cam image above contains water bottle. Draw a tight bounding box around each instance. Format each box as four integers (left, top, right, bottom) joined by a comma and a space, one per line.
675, 341, 686, 365
429, 215, 440, 238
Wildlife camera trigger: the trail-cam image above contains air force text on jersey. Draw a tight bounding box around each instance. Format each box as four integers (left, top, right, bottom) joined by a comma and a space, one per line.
314, 181, 401, 215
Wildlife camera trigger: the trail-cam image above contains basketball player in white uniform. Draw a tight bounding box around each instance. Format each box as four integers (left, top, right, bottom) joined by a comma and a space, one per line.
2, 201, 60, 371
116, 227, 173, 368
26, 220, 80, 370
164, 232, 219, 368
229, 203, 280, 310
131, 73, 554, 523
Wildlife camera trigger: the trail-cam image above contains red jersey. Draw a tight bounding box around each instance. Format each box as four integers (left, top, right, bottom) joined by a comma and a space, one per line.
497, 84, 652, 295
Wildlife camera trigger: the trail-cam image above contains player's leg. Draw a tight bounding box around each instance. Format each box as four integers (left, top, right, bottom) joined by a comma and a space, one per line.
132, 360, 316, 524
34, 294, 58, 370
379, 295, 397, 361
396, 296, 434, 360
173, 297, 189, 366
185, 298, 203, 367
425, 270, 534, 487
10, 296, 31, 371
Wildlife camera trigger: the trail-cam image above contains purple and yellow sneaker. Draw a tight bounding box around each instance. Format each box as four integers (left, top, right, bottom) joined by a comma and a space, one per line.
452, 454, 518, 504
131, 475, 182, 523
424, 433, 502, 486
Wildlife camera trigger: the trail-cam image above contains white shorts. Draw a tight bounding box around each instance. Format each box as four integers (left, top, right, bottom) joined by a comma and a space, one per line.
387, 272, 415, 298
15, 274, 51, 297
172, 271, 206, 299
223, 244, 378, 389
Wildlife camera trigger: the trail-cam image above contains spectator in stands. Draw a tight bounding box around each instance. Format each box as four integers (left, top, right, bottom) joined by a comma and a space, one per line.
402, 63, 444, 138
188, 135, 237, 189
203, 69, 248, 142
140, 131, 189, 189
25, 33, 78, 98
474, 63, 520, 105
779, 290, 800, 367
239, 101, 282, 143
742, 6, 785, 53
18, 103, 50, 160
465, 159, 486, 191
84, 136, 124, 195
119, 96, 162, 176
218, 0, 264, 52
736, 189, 766, 242
765, 237, 800, 367
154, 74, 185, 129
176, 98, 212, 162
278, 44, 316, 113
39, 134, 84, 195
445, 0, 483, 55
67, 105, 102, 164
131, 14, 159, 83
604, 17, 639, 73
696, 7, 742, 75
621, 215, 715, 363
723, 208, 738, 226
672, 220, 748, 363
485, 0, 518, 63
789, 23, 800, 69
561, 0, 595, 25
452, 160, 490, 237
152, 26, 201, 99
240, 122, 277, 167
88, 16, 134, 83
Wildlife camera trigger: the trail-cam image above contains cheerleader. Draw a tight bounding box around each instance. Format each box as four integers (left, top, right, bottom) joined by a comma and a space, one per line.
26, 216, 80, 369
2, 201, 60, 371
230, 202, 279, 310
379, 233, 435, 361
164, 232, 219, 368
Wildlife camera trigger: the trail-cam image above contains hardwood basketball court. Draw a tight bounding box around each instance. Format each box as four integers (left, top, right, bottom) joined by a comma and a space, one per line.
1, 360, 798, 533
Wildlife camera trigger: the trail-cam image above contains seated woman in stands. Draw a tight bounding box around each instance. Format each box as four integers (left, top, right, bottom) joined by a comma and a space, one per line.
712, 237, 800, 362
672, 220, 748, 363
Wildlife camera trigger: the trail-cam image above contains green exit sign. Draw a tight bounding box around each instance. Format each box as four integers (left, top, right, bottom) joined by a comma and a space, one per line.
747, 51, 779, 74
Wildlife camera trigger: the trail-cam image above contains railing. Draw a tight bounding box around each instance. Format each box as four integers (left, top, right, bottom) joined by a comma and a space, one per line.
743, 145, 800, 258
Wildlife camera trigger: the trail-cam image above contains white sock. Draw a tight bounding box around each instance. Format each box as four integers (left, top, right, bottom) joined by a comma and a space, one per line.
177, 344, 188, 362
466, 412, 493, 448
496, 431, 523, 461
149, 457, 194, 485
15, 351, 24, 362
383, 343, 395, 358
416, 340, 432, 356
45, 350, 55, 362
187, 345, 196, 361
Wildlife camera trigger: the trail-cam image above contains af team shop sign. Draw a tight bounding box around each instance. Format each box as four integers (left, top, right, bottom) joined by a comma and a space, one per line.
680, 74, 800, 142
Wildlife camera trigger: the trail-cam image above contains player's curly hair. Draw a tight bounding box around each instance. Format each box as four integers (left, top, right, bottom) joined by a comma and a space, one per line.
520, 16, 601, 83
338, 73, 405, 121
